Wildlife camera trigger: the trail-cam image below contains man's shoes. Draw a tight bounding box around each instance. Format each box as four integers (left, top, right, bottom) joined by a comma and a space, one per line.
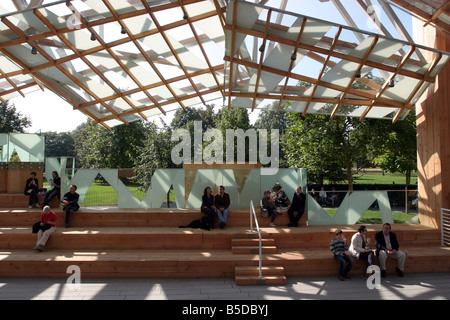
35, 245, 44, 252
269, 222, 276, 227
338, 275, 345, 281
65, 223, 70, 228
381, 270, 386, 278
219, 222, 225, 229
396, 267, 404, 277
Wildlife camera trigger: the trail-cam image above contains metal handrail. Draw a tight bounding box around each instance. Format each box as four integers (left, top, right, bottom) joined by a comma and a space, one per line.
249, 200, 263, 278
441, 208, 450, 247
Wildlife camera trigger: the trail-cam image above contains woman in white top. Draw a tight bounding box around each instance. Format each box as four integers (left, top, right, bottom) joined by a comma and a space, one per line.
349, 225, 375, 275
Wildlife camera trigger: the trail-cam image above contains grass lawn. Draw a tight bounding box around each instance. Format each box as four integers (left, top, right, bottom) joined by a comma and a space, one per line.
324, 208, 417, 224
81, 182, 150, 206
349, 169, 417, 185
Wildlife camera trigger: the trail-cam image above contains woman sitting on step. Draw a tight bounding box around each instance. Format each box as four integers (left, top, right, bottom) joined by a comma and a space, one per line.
34, 205, 57, 252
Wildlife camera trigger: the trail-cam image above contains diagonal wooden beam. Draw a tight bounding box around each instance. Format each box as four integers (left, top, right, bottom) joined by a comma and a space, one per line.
303, 26, 342, 116
423, 2, 450, 27
224, 55, 411, 109
179, 0, 224, 98
392, 51, 443, 123
360, 45, 415, 121
275, 17, 307, 114
34, 6, 148, 121
226, 0, 239, 110
223, 24, 438, 83
141, 0, 206, 107
330, 35, 379, 119
1, 16, 129, 127
251, 9, 272, 112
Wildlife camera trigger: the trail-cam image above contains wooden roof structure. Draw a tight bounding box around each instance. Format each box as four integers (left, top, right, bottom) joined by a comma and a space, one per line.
0, 0, 449, 128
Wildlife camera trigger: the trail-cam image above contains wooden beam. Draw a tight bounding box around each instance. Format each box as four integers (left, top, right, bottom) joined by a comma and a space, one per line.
303, 26, 343, 116
360, 44, 415, 121
331, 35, 379, 119
276, 17, 307, 114
223, 24, 438, 83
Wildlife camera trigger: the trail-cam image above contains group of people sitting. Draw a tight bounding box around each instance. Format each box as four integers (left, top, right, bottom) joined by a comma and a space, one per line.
198, 183, 308, 229
330, 224, 406, 281
309, 186, 340, 207
25, 172, 80, 252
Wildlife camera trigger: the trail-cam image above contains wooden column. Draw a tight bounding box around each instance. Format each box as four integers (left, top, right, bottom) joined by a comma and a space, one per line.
414, 19, 450, 228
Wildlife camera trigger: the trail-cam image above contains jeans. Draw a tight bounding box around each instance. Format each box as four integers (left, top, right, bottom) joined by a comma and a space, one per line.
63, 205, 78, 225
216, 207, 229, 225
43, 189, 59, 206
334, 253, 354, 276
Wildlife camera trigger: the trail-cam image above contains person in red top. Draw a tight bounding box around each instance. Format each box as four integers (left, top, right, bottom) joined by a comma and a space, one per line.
35, 205, 57, 252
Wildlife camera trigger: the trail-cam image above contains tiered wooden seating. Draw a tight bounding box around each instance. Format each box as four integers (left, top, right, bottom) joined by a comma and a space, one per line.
0, 193, 60, 209
0, 207, 448, 282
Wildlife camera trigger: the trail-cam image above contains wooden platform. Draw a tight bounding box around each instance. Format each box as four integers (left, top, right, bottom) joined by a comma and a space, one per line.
0, 193, 60, 209
0, 207, 448, 284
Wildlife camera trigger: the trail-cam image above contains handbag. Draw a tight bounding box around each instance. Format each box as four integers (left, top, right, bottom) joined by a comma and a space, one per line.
261, 208, 269, 218
32, 222, 51, 233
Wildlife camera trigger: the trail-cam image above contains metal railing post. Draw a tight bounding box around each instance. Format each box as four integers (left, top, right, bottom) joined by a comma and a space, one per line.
250, 200, 263, 278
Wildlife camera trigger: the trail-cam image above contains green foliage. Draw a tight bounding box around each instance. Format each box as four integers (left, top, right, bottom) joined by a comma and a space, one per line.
281, 113, 393, 189
374, 112, 417, 185
0, 101, 31, 133
43, 131, 76, 157
74, 119, 147, 169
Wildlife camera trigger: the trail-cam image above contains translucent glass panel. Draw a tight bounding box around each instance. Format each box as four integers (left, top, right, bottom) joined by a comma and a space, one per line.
0, 133, 45, 163
224, 0, 450, 120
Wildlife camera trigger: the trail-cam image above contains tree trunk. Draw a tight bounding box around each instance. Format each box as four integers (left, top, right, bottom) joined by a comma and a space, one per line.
346, 161, 354, 192
405, 170, 411, 213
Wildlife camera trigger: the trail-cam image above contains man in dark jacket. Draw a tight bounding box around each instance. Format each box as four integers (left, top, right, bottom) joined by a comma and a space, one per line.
24, 171, 40, 208
287, 186, 306, 227
62, 184, 80, 228
375, 223, 406, 277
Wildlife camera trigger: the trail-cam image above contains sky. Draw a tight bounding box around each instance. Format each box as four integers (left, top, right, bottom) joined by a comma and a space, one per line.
8, 0, 414, 134
11, 89, 89, 133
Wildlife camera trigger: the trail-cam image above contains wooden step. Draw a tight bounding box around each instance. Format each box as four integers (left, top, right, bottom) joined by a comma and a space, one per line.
235, 275, 287, 285
235, 265, 285, 276
231, 238, 275, 246
0, 245, 448, 279
0, 194, 60, 209
232, 246, 277, 254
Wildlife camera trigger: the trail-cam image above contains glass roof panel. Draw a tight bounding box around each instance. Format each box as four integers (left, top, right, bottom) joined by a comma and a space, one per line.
0, 0, 448, 128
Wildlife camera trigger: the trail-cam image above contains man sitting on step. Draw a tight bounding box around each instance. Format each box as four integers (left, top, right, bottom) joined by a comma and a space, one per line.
62, 184, 80, 228
375, 223, 406, 277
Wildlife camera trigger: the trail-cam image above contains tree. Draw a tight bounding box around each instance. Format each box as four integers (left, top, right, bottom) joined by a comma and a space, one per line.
133, 119, 177, 190
44, 132, 76, 157
171, 105, 216, 131
0, 102, 31, 133
374, 112, 417, 186
282, 113, 346, 185
282, 113, 391, 190
214, 107, 252, 163
74, 120, 147, 169
254, 101, 293, 168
